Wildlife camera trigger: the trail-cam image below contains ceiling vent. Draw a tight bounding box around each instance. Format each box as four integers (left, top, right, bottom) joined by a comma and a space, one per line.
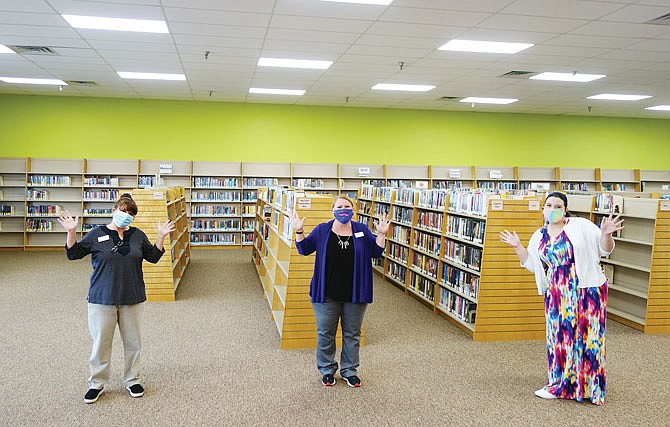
498, 70, 538, 79
9, 45, 59, 55
65, 80, 97, 86
646, 13, 670, 25
438, 96, 461, 101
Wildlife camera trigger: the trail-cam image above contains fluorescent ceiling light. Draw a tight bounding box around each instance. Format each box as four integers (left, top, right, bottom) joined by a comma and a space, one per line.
258, 58, 333, 70
460, 97, 518, 105
0, 77, 67, 85
62, 14, 169, 33
587, 94, 651, 101
438, 39, 533, 54
0, 43, 15, 54
319, 0, 394, 5
530, 72, 606, 83
645, 105, 670, 111
117, 72, 185, 81
372, 84, 435, 92
249, 88, 305, 96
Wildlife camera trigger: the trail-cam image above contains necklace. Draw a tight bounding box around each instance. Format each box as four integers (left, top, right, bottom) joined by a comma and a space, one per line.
335, 233, 350, 250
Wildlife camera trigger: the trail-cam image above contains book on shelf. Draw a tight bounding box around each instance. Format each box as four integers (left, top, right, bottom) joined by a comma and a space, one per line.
28, 175, 71, 187
84, 176, 119, 187
1, 205, 14, 216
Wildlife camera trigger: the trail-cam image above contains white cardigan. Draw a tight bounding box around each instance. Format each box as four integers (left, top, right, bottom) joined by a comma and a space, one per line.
522, 217, 613, 295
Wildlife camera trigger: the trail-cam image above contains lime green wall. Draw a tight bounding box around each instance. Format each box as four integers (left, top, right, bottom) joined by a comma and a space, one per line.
1, 94, 668, 169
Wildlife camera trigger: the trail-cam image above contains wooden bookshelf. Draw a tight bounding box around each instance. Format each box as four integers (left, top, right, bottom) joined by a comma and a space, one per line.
559, 167, 598, 193
365, 186, 545, 341
587, 193, 670, 333
475, 166, 518, 191
131, 187, 190, 302
339, 164, 385, 197
386, 164, 429, 189
0, 157, 27, 248
517, 167, 558, 192
291, 162, 339, 193
251, 188, 361, 349
429, 165, 475, 190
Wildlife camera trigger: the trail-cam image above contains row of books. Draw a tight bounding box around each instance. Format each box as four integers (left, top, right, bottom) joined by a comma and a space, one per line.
447, 191, 490, 217
416, 210, 443, 232
190, 233, 238, 245
191, 191, 241, 202
358, 200, 372, 215
413, 230, 440, 255
292, 178, 324, 189
243, 178, 278, 188
387, 261, 407, 284
25, 218, 53, 231
191, 219, 241, 231
373, 203, 390, 216
372, 187, 394, 202
439, 287, 477, 324
242, 205, 256, 215
562, 182, 589, 192
391, 206, 412, 225
27, 205, 62, 216
1, 205, 14, 216
395, 188, 415, 205
191, 205, 239, 216
388, 242, 409, 264
192, 177, 238, 188
442, 264, 479, 299
601, 183, 628, 191
83, 189, 119, 201
445, 216, 485, 244
84, 176, 119, 187
26, 189, 49, 200
409, 271, 435, 302
444, 241, 483, 271
411, 253, 439, 280
432, 180, 463, 190
594, 193, 622, 213
391, 224, 411, 245
28, 175, 71, 186
417, 189, 447, 210
479, 181, 518, 191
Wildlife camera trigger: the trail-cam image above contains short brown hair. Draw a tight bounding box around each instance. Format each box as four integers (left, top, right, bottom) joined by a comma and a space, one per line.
114, 193, 138, 216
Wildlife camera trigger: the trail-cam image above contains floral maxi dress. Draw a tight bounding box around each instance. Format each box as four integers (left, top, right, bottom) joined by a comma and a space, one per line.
538, 228, 607, 405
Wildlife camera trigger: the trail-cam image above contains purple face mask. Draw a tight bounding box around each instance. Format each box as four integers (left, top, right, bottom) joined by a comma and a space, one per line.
333, 208, 354, 224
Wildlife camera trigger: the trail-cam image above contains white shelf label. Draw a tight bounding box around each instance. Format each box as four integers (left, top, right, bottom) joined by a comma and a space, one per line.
661, 200, 670, 211
297, 198, 311, 209
489, 170, 503, 179
153, 192, 164, 200
159, 164, 173, 174
358, 167, 370, 177
449, 169, 461, 179
528, 200, 540, 210
491, 199, 503, 211
415, 180, 428, 189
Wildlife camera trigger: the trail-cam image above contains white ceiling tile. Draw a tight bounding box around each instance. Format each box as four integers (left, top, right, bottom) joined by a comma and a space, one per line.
379, 7, 490, 26
355, 33, 444, 49
626, 39, 670, 52
455, 28, 557, 44
265, 27, 360, 45
0, 0, 54, 13
261, 39, 350, 55
366, 21, 466, 39
542, 34, 643, 49
49, 0, 165, 19
0, 24, 80, 38
569, 21, 669, 38
172, 34, 263, 49
87, 40, 177, 52
274, 0, 387, 21
164, 7, 270, 27
162, 0, 274, 13
600, 4, 670, 23
0, 12, 69, 26
169, 22, 265, 39
391, 0, 518, 13
477, 14, 587, 33
501, 0, 624, 20
270, 14, 372, 34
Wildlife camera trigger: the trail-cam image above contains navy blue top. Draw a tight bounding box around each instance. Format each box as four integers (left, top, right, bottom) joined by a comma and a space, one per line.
295, 220, 384, 304
66, 225, 165, 305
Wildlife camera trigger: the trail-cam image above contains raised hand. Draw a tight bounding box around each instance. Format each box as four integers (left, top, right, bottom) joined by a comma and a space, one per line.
57, 210, 79, 232
499, 229, 521, 248
291, 209, 306, 231
374, 212, 391, 235
600, 213, 624, 236
157, 220, 176, 238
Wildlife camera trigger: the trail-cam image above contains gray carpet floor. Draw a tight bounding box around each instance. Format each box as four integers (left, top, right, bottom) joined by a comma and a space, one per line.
0, 249, 668, 427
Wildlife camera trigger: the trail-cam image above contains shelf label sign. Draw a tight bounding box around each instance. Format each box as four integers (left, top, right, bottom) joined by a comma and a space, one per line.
159, 164, 173, 174
489, 169, 503, 179
661, 200, 670, 211
415, 180, 428, 189
297, 198, 311, 209
358, 167, 370, 177
528, 200, 540, 210
153, 192, 164, 200
449, 169, 461, 179
491, 199, 503, 211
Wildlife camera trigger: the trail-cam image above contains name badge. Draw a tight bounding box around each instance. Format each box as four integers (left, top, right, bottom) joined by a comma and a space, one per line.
98, 235, 110, 242
354, 232, 364, 238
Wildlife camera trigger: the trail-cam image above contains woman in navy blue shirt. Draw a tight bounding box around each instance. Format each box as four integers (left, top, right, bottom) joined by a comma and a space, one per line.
58, 193, 174, 404
292, 195, 389, 388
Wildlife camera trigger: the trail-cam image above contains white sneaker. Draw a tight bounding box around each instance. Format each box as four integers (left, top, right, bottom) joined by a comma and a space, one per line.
534, 388, 558, 399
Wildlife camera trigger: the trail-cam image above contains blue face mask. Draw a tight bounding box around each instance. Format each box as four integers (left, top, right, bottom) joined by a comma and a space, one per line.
113, 210, 133, 228
333, 208, 354, 224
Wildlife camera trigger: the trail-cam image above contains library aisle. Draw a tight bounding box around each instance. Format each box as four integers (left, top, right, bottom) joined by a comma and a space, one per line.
1, 249, 668, 426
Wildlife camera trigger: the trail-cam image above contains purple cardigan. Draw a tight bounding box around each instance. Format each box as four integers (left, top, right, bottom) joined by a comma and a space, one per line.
295, 219, 384, 303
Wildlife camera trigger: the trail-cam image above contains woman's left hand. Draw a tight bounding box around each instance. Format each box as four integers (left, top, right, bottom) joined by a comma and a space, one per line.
600, 213, 624, 236
374, 212, 391, 235
157, 220, 176, 238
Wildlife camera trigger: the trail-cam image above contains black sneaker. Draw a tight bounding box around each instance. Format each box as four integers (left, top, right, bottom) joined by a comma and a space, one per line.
83, 387, 103, 404
126, 384, 145, 398
344, 375, 361, 388
321, 374, 336, 386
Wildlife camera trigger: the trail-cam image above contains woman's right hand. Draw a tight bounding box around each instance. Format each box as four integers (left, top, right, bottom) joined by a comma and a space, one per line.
57, 210, 79, 232
499, 229, 521, 248
291, 209, 306, 232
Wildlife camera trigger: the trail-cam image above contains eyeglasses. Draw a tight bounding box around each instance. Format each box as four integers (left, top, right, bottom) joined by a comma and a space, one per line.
110, 240, 124, 253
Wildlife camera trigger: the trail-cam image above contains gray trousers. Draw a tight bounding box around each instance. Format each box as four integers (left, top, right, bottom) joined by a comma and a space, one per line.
312, 302, 367, 378
87, 302, 144, 389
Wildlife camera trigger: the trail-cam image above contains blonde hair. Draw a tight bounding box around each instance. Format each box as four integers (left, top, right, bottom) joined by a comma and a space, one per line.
332, 194, 355, 209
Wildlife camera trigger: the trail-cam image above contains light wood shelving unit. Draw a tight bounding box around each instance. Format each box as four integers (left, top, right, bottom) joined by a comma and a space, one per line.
359, 186, 546, 341
132, 187, 191, 302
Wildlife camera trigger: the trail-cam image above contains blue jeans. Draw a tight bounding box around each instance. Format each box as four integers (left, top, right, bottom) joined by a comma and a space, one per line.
312, 302, 367, 378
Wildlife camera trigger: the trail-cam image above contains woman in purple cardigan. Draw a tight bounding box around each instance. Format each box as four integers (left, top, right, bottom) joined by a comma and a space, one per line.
292, 195, 389, 388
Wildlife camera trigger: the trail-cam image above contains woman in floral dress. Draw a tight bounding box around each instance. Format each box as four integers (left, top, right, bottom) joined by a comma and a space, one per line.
500, 192, 623, 405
